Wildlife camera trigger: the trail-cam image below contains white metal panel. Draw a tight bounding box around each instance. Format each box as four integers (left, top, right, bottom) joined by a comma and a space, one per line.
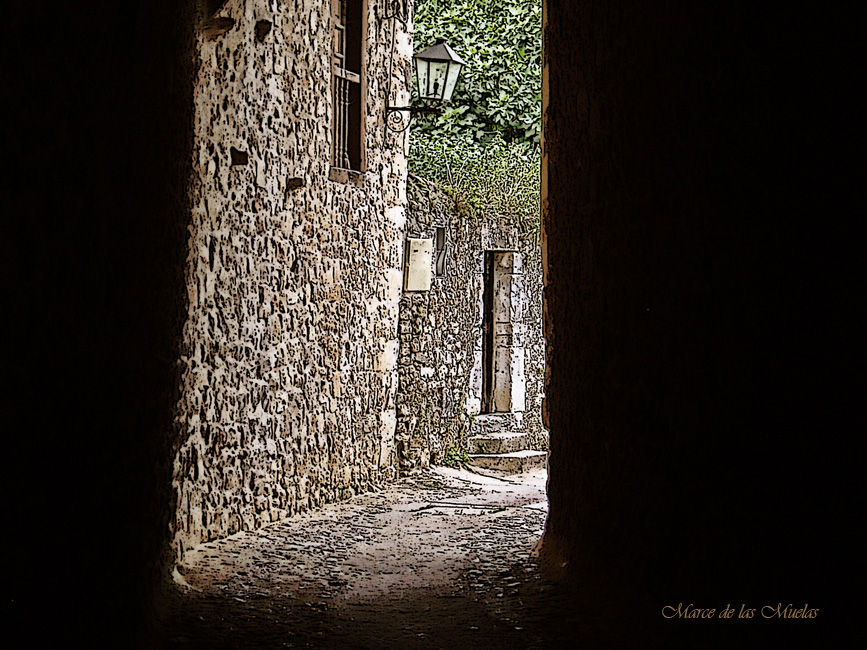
403, 238, 433, 291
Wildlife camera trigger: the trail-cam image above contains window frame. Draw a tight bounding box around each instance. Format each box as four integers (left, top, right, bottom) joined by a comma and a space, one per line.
434, 226, 448, 276
330, 0, 367, 179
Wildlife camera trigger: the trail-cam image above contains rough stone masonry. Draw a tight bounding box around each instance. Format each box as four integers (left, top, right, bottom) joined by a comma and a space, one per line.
172, 0, 414, 559
396, 175, 547, 470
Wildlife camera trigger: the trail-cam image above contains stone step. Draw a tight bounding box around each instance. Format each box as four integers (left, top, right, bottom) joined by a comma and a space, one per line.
468, 432, 529, 455
471, 413, 523, 435
468, 450, 548, 474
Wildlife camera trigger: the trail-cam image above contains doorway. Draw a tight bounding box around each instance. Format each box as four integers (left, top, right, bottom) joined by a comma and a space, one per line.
481, 250, 526, 414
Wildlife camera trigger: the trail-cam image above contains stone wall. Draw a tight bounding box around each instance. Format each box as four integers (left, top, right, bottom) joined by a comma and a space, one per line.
540, 1, 858, 646
172, 0, 413, 559
5, 1, 198, 645
396, 174, 546, 470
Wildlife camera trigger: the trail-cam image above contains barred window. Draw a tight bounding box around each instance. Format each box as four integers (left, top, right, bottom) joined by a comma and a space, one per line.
435, 226, 447, 276
332, 0, 363, 172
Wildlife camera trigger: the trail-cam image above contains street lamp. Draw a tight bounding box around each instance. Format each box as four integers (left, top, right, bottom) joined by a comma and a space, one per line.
413, 39, 467, 104
386, 36, 467, 134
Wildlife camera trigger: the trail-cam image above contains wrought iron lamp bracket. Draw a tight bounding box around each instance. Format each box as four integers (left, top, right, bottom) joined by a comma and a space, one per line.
385, 105, 441, 133
383, 2, 422, 139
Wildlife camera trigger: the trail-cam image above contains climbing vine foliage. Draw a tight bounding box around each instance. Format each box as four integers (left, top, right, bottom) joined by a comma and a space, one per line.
409, 0, 542, 241
409, 138, 541, 243
411, 0, 542, 146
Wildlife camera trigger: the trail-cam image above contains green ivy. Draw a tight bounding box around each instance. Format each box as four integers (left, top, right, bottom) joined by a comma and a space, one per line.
409, 136, 541, 243
409, 0, 542, 243
411, 0, 542, 147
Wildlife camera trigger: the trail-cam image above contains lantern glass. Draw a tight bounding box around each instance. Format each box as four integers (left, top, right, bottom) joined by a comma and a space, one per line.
416, 59, 432, 100
423, 60, 450, 101
441, 61, 462, 103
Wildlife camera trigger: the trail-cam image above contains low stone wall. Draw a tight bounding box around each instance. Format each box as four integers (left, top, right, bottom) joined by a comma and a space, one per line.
396, 175, 547, 470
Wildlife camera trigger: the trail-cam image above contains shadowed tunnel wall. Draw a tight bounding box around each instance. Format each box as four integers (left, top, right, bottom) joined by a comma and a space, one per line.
4, 2, 196, 648
540, 1, 859, 647
3, 1, 859, 649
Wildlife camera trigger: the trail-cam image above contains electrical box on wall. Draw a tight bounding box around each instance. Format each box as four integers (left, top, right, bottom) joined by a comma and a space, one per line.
403, 238, 433, 291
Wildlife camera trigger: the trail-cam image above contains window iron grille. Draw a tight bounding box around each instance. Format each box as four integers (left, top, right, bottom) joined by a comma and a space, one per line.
332, 0, 362, 171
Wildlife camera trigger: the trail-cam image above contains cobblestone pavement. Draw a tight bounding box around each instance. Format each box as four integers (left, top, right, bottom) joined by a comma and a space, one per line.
154, 466, 579, 649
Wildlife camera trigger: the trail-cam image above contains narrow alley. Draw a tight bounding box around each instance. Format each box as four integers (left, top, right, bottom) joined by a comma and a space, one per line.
6, 3, 853, 650
156, 467, 580, 649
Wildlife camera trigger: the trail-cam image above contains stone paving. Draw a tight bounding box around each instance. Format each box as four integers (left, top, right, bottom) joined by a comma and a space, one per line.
154, 466, 578, 649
